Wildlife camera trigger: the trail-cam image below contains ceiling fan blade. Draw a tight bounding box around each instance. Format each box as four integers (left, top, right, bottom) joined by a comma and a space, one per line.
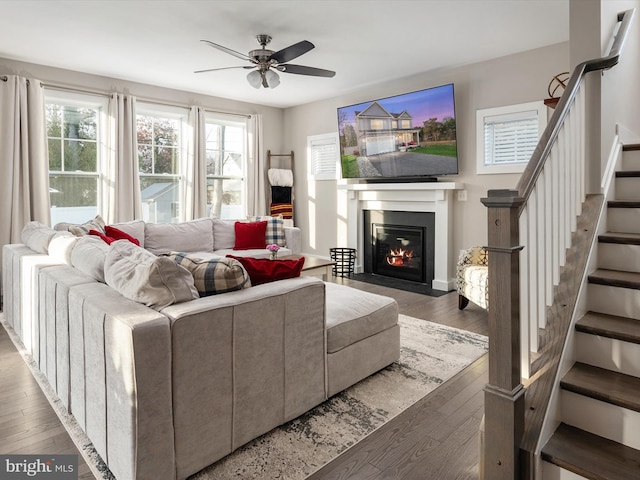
200, 39, 251, 61
280, 64, 336, 78
269, 40, 314, 64
194, 66, 254, 74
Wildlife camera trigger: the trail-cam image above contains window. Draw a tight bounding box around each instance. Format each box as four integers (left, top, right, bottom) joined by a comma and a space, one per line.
136, 105, 187, 223
205, 115, 246, 219
401, 120, 411, 129
308, 132, 339, 181
476, 101, 546, 174
371, 119, 384, 130
45, 91, 107, 225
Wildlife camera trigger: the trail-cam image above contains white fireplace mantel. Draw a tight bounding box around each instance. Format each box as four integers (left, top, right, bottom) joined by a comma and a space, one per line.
339, 181, 462, 291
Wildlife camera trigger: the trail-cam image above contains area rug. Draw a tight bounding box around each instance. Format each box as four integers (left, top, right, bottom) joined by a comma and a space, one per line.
1, 313, 488, 480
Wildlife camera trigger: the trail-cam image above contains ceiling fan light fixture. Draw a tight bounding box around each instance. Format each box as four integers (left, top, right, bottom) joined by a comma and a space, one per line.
246, 69, 262, 88
264, 69, 280, 88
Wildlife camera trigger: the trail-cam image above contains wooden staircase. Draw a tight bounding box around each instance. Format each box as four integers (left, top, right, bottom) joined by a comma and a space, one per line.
541, 145, 640, 479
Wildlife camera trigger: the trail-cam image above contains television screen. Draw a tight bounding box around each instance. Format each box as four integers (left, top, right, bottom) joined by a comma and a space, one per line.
337, 83, 458, 180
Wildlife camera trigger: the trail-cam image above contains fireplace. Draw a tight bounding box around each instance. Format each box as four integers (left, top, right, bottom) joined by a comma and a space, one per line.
363, 210, 435, 286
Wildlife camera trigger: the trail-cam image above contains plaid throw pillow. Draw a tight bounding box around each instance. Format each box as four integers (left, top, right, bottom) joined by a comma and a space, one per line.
248, 215, 286, 247
68, 214, 106, 237
169, 253, 251, 296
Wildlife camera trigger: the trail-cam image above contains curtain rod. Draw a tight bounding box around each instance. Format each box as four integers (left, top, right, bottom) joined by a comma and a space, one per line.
137, 96, 251, 119
38, 82, 252, 119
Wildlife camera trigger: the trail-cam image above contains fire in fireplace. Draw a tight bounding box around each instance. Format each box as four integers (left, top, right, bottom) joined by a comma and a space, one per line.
363, 210, 435, 287
373, 224, 425, 283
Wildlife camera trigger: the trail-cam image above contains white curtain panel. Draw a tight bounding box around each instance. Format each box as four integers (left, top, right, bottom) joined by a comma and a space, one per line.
184, 106, 207, 220
247, 114, 267, 216
104, 93, 142, 223
0, 75, 50, 301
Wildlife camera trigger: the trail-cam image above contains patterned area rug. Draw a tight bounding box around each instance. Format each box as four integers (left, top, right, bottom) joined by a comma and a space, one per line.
1, 313, 488, 480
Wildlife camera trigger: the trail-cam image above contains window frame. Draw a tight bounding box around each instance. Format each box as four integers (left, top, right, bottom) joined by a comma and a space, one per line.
44, 89, 108, 225
476, 100, 547, 175
204, 113, 248, 220
136, 103, 189, 223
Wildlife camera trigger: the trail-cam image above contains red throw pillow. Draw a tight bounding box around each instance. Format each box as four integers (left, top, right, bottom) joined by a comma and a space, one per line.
233, 221, 267, 250
89, 229, 115, 244
105, 225, 141, 246
227, 255, 305, 285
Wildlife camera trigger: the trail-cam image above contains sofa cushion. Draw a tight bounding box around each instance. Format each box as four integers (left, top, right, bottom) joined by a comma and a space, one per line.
324, 282, 398, 354
145, 218, 214, 255
106, 223, 142, 246
105, 240, 198, 309
168, 252, 251, 296
233, 221, 267, 250
248, 215, 286, 247
67, 214, 106, 236
70, 236, 110, 282
228, 255, 304, 286
21, 221, 58, 253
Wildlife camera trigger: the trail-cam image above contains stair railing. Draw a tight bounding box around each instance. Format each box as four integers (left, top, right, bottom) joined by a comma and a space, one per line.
480, 9, 635, 480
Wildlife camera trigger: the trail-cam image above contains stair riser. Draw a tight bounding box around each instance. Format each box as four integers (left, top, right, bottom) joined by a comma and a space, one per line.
588, 284, 640, 320
598, 243, 640, 273
542, 462, 590, 480
622, 149, 640, 170
575, 331, 640, 377
615, 177, 640, 201
561, 390, 640, 450
608, 208, 640, 234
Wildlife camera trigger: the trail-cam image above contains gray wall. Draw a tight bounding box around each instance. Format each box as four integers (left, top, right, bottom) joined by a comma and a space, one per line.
283, 42, 569, 267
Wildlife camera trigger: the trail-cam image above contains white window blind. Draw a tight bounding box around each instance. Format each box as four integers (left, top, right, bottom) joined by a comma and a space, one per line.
308, 133, 339, 180
484, 113, 539, 165
476, 101, 546, 174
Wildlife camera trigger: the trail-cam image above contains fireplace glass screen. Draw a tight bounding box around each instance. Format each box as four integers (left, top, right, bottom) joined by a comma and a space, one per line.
373, 224, 425, 283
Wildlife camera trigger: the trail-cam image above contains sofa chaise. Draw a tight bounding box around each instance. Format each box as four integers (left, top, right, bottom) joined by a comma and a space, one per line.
2, 216, 400, 480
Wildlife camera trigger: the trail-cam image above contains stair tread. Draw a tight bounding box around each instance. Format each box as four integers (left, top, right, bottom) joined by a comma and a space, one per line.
577, 312, 640, 344
589, 269, 640, 289
608, 200, 640, 208
599, 232, 640, 245
542, 423, 640, 480
561, 362, 640, 412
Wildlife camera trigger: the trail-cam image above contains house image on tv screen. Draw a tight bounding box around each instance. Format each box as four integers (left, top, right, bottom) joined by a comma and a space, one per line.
354, 101, 421, 156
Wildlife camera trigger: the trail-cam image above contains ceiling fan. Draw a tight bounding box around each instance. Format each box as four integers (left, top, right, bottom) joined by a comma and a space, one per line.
194, 34, 336, 89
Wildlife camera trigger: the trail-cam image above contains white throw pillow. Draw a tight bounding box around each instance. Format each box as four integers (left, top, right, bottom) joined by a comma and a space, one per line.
48, 235, 80, 265
212, 219, 237, 250
104, 240, 199, 310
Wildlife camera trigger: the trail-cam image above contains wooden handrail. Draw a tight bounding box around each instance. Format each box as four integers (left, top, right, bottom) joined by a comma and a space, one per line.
480, 8, 635, 480
515, 8, 635, 206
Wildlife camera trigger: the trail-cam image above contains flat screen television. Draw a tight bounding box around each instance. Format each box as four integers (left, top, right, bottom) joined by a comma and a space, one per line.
337, 83, 458, 181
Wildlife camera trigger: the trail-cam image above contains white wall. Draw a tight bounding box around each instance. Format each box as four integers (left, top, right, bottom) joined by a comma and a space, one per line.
600, 1, 640, 149
283, 43, 569, 267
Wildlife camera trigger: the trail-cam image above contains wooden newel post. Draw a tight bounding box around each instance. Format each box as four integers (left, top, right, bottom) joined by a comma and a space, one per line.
481, 190, 525, 480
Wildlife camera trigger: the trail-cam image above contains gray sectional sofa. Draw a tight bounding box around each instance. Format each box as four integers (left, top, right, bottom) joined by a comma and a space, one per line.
2, 217, 400, 480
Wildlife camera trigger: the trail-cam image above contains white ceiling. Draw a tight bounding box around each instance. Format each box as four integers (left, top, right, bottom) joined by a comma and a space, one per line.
0, 0, 569, 109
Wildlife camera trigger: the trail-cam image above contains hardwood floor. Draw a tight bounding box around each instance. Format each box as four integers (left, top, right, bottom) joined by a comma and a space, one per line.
0, 314, 95, 479
0, 277, 488, 480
